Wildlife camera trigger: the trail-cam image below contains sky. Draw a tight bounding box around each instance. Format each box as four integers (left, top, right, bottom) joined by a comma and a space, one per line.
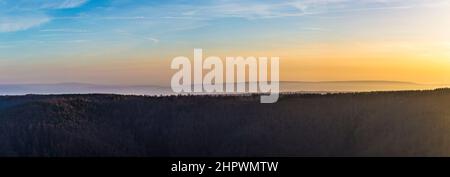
0, 0, 450, 86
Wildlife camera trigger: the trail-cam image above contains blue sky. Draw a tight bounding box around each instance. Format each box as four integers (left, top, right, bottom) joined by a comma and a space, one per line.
0, 0, 450, 85
0, 0, 447, 53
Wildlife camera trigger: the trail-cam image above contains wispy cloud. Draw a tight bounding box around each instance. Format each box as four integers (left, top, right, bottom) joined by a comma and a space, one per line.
40, 0, 88, 9
63, 39, 88, 43
39, 28, 88, 33
146, 37, 159, 44
114, 29, 160, 44
2, 0, 449, 34
0, 15, 50, 32
0, 0, 89, 33
302, 27, 327, 32
2, 0, 88, 10
163, 0, 450, 19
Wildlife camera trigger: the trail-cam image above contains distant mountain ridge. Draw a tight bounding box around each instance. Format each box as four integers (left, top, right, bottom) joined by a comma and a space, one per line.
282, 80, 421, 85
0, 83, 172, 95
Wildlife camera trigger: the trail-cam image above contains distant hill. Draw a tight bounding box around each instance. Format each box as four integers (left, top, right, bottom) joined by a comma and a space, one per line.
1, 89, 450, 156
0, 83, 172, 95
0, 81, 447, 95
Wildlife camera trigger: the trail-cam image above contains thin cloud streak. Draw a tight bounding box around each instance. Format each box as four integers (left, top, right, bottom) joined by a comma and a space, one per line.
0, 0, 89, 33
0, 15, 50, 32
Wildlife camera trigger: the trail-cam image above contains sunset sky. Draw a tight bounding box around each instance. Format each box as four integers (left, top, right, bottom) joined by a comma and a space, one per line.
1, 0, 450, 86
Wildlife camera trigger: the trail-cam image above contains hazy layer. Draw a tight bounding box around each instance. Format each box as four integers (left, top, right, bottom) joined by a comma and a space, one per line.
0, 81, 447, 95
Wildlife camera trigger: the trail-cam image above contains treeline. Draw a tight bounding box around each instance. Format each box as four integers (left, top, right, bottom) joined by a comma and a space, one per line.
0, 89, 450, 156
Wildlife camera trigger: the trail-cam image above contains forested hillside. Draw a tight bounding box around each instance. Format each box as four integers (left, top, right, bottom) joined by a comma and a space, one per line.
1, 89, 450, 156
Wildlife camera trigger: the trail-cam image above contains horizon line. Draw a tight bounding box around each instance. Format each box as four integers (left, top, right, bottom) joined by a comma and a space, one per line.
1, 80, 449, 86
